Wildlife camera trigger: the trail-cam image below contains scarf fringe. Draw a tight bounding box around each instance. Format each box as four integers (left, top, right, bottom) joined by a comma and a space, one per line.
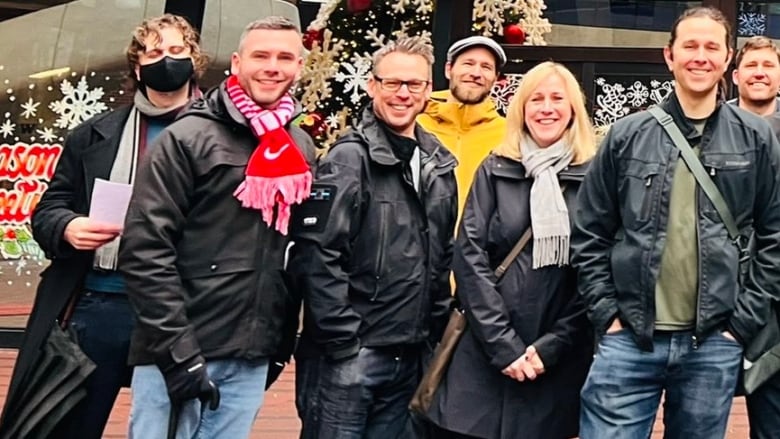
233, 171, 313, 235
94, 236, 121, 270
532, 236, 570, 269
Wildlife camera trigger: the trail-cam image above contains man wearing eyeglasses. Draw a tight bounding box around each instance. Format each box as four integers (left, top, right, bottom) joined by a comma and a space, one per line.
288, 36, 458, 438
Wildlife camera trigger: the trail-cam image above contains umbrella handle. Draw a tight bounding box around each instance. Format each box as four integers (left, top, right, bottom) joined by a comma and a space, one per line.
167, 402, 181, 439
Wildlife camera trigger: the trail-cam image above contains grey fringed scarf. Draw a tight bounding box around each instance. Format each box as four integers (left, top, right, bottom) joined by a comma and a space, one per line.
520, 136, 573, 268
93, 91, 186, 271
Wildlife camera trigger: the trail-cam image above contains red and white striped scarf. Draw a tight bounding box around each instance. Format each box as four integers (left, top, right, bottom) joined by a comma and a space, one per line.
226, 75, 311, 235
226, 74, 295, 135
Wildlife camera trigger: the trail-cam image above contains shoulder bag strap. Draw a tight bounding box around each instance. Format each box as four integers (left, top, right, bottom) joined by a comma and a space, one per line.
494, 184, 568, 280
647, 106, 741, 245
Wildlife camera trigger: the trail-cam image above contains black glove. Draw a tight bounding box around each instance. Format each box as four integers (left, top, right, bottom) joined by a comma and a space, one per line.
161, 355, 220, 410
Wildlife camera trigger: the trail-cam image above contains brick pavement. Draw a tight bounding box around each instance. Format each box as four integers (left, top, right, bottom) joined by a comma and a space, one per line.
0, 348, 751, 438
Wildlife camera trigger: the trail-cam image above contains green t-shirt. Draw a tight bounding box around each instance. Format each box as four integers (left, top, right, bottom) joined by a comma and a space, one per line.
654, 119, 705, 331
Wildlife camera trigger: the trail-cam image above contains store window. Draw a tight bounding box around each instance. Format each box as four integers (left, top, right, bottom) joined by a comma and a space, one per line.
522, 0, 702, 47
737, 1, 780, 45
0, 0, 300, 332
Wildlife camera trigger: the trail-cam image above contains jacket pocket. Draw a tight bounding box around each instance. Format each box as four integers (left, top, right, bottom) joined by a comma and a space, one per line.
193, 145, 249, 177
700, 153, 752, 219
618, 159, 661, 227
371, 204, 389, 301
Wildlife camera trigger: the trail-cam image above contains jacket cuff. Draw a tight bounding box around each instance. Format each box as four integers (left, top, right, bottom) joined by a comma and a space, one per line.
50, 213, 82, 259
156, 331, 202, 372
727, 319, 748, 347
592, 299, 619, 336
325, 339, 360, 361
532, 333, 561, 369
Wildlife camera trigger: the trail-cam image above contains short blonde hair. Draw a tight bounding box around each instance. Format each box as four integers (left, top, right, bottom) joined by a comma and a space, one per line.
495, 61, 596, 164
371, 36, 434, 77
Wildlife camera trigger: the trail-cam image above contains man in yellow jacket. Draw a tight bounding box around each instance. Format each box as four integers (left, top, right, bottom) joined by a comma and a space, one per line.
418, 36, 507, 216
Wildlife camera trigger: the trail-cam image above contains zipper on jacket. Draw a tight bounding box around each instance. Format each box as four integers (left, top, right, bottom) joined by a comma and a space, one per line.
693, 186, 703, 350
640, 174, 657, 221
371, 205, 388, 301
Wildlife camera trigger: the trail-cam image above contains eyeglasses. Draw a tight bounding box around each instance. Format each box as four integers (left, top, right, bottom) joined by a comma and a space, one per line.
373, 75, 430, 93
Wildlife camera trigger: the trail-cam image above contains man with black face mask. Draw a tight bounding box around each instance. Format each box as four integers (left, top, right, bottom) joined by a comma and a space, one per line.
0, 14, 206, 439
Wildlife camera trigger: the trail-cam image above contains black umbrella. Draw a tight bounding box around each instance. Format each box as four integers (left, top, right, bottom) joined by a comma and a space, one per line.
1, 323, 95, 439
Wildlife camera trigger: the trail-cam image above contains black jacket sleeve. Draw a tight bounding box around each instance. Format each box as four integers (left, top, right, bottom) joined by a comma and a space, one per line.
729, 123, 780, 345
289, 141, 366, 360
570, 129, 621, 335
118, 128, 199, 367
531, 274, 590, 368
31, 128, 86, 259
454, 161, 525, 370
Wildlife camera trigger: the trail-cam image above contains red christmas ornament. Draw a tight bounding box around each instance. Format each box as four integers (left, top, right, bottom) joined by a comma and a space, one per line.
504, 24, 526, 44
347, 0, 372, 13
303, 28, 324, 50
5, 229, 16, 240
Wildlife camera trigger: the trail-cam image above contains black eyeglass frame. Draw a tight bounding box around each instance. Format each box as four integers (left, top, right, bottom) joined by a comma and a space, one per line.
373, 75, 431, 93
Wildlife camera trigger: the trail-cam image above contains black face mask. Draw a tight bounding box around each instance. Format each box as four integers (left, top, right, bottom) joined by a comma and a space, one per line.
138, 56, 194, 92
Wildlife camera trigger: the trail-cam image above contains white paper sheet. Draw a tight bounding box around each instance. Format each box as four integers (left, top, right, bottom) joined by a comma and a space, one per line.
89, 178, 133, 226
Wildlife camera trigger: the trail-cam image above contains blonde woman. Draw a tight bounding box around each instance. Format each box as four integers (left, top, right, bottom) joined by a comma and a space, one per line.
424, 61, 596, 439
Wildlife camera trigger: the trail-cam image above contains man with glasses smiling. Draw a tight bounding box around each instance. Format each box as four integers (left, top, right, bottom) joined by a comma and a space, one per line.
289, 36, 458, 438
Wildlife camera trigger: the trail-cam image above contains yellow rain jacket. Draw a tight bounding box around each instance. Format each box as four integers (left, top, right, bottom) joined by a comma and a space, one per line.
417, 90, 506, 216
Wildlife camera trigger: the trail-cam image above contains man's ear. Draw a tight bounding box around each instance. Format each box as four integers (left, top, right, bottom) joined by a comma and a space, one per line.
444, 62, 452, 81
366, 76, 376, 99
230, 52, 240, 76
663, 46, 674, 72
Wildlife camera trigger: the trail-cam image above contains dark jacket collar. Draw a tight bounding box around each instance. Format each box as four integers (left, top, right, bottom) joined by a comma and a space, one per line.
354, 106, 456, 167
491, 153, 589, 182
659, 90, 723, 146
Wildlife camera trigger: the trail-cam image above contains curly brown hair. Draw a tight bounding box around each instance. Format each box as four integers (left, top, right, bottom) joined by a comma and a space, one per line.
125, 14, 208, 89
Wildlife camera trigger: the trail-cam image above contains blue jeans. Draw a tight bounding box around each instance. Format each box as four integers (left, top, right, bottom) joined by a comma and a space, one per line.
746, 371, 780, 439
580, 329, 742, 439
129, 358, 269, 439
296, 345, 420, 439
51, 291, 135, 439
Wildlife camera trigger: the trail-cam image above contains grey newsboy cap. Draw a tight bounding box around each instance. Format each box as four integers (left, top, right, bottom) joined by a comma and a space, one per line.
446, 36, 507, 67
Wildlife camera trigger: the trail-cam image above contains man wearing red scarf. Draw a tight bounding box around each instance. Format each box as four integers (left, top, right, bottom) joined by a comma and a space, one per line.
118, 16, 316, 439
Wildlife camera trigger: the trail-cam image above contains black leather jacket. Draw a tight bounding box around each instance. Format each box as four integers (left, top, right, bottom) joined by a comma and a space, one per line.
289, 108, 457, 360
119, 82, 316, 367
572, 92, 780, 351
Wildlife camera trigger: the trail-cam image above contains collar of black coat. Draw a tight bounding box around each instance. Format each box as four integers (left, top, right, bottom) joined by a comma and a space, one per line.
659, 89, 723, 147
489, 153, 588, 182
352, 105, 457, 168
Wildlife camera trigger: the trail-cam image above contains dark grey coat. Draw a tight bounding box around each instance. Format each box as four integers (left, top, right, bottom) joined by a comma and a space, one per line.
0, 106, 133, 433
426, 154, 593, 439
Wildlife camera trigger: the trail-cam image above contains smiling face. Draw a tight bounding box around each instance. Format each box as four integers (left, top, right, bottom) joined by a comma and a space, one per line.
230, 28, 303, 108
523, 74, 572, 148
663, 16, 732, 102
445, 46, 498, 104
733, 47, 780, 107
367, 51, 432, 137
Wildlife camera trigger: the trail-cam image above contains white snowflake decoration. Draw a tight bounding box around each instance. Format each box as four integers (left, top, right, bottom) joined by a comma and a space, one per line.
649, 80, 674, 105
36, 127, 58, 143
334, 53, 372, 105
490, 74, 524, 115
738, 12, 767, 37
625, 81, 649, 108
594, 77, 629, 127
49, 76, 108, 130
14, 258, 26, 276
20, 98, 40, 119
0, 119, 14, 138
324, 113, 341, 129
